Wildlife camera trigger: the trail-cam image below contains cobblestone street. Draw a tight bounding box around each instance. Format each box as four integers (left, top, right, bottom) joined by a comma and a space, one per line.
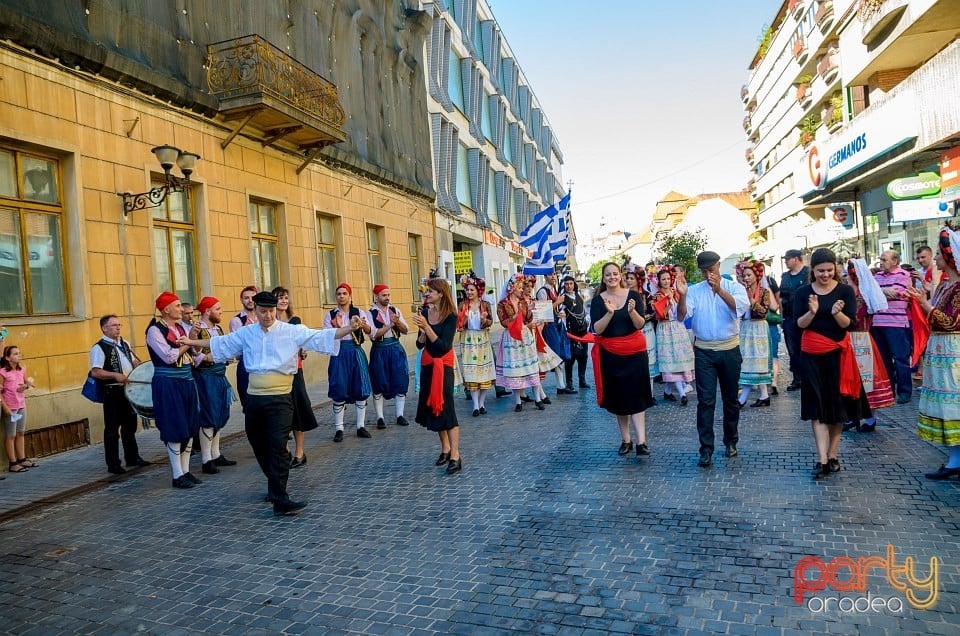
1, 378, 958, 635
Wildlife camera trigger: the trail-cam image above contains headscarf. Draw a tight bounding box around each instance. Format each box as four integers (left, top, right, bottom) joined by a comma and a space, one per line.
940, 226, 960, 273
499, 273, 525, 303
847, 258, 887, 314
458, 275, 488, 329
736, 260, 768, 303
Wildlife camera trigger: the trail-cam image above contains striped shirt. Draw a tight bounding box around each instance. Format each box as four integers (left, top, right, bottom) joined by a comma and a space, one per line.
872, 267, 911, 328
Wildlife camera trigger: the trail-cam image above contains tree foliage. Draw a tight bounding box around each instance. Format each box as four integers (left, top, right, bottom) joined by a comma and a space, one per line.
586, 260, 608, 285
654, 229, 708, 283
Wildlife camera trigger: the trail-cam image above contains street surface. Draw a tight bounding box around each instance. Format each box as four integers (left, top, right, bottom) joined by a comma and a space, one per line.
1, 377, 958, 635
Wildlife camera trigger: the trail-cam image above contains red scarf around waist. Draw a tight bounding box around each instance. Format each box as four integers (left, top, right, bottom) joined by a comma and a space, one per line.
421, 348, 455, 416
569, 331, 646, 407
908, 297, 930, 366
800, 330, 860, 398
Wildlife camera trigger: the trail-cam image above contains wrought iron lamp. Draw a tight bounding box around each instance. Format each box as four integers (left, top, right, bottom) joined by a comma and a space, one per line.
119, 146, 200, 216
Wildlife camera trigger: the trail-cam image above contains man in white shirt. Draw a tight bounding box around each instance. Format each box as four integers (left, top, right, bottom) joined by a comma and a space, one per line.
677, 251, 750, 467
89, 315, 150, 474
180, 291, 359, 515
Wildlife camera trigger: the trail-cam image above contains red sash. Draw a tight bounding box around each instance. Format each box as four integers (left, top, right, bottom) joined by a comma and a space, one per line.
421, 349, 455, 416
908, 297, 930, 366
569, 331, 647, 407
800, 331, 860, 398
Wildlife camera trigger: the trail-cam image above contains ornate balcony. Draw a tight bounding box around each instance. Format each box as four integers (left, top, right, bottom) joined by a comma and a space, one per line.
206, 35, 347, 171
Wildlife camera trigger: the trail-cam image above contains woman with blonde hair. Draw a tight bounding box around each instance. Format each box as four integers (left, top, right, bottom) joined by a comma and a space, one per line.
457, 276, 496, 417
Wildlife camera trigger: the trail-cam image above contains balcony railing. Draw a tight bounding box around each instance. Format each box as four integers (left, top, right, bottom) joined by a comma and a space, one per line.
817, 52, 839, 82
789, 0, 806, 20
859, 0, 909, 45
206, 35, 347, 158
741, 84, 750, 104
743, 115, 752, 133
793, 36, 808, 62
816, 1, 835, 30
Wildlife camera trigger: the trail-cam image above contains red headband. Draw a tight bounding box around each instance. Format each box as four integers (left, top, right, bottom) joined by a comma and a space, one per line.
373, 284, 389, 295
155, 291, 180, 312
196, 296, 219, 315
336, 282, 352, 295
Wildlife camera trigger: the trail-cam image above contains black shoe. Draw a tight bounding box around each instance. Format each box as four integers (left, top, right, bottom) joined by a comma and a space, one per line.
107, 465, 126, 475
843, 421, 859, 432
557, 387, 576, 395
663, 392, 678, 402
473, 409, 480, 417
750, 398, 771, 407
128, 458, 151, 468
495, 388, 510, 398
446, 458, 462, 474
333, 429, 344, 442
290, 454, 307, 469
812, 463, 830, 479
201, 460, 220, 474
171, 475, 194, 489
396, 416, 410, 426
698, 452, 713, 467
273, 500, 307, 516
680, 396, 688, 406
357, 427, 372, 439
534, 401, 546, 411
212, 454, 237, 466
786, 382, 801, 392
183, 472, 202, 485
618, 441, 633, 455
541, 397, 552, 405
896, 394, 911, 404
376, 418, 386, 429
925, 465, 960, 480
514, 404, 522, 412
435, 452, 450, 466
828, 458, 841, 473
579, 380, 591, 389
520, 395, 533, 403
737, 401, 746, 410
636, 443, 650, 456
478, 407, 487, 415
725, 445, 738, 458
770, 385, 779, 395
859, 422, 876, 433
464, 392, 473, 400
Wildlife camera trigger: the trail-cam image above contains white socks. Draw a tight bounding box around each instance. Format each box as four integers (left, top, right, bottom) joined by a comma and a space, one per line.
476, 389, 486, 410
395, 395, 405, 418
210, 431, 221, 460
739, 387, 751, 404
759, 385, 769, 400
356, 400, 367, 429
472, 390, 481, 410
554, 367, 566, 389
167, 441, 187, 478
333, 402, 345, 431
199, 427, 214, 463
373, 394, 385, 420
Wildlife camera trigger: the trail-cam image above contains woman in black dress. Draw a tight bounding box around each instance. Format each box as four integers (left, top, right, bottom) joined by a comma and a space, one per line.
795, 249, 870, 479
413, 278, 462, 474
273, 287, 319, 468
590, 262, 656, 460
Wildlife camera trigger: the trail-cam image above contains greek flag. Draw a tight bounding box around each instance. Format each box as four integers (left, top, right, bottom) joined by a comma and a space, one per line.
520, 193, 571, 275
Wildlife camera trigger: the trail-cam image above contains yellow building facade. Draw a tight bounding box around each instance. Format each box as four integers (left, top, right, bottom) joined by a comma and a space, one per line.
0, 46, 436, 442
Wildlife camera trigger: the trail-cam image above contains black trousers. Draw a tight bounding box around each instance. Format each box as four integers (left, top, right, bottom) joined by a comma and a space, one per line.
565, 341, 588, 385
694, 346, 742, 454
781, 318, 803, 383
244, 393, 294, 504
102, 386, 141, 469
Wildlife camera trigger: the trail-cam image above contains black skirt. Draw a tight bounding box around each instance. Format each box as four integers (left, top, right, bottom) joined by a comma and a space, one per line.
290, 369, 319, 432
598, 349, 655, 416
416, 364, 459, 432
799, 350, 871, 424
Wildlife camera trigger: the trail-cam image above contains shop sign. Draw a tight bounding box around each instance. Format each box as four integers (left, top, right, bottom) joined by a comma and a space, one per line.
453, 250, 473, 274
887, 172, 940, 200
483, 230, 505, 249
797, 94, 918, 197
890, 198, 952, 224
941, 147, 960, 201
825, 205, 854, 229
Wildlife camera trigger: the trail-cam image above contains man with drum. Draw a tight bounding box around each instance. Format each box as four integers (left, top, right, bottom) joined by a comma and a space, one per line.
89, 315, 151, 475
179, 291, 361, 515
189, 296, 238, 475
147, 292, 202, 489
368, 284, 410, 429
229, 285, 259, 411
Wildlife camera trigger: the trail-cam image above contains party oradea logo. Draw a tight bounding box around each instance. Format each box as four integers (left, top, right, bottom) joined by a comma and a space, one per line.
793, 545, 938, 614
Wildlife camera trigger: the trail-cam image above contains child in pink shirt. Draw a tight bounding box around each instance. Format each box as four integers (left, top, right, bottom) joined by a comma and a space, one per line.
1, 345, 35, 472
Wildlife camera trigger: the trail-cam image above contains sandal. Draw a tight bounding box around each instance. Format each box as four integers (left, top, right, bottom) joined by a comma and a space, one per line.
8, 463, 28, 473
16, 458, 38, 468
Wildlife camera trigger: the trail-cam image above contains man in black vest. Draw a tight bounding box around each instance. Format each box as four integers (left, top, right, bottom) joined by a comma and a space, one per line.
779, 249, 809, 391
89, 314, 150, 474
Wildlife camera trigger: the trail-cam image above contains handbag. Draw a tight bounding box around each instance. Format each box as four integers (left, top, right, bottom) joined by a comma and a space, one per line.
765, 309, 783, 325
80, 372, 104, 403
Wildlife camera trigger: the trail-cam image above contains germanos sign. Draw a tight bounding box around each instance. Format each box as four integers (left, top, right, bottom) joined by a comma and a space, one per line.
887, 172, 941, 200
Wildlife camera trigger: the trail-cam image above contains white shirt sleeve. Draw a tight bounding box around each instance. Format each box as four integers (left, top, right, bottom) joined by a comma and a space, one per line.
209, 329, 245, 363
294, 324, 342, 356
728, 280, 751, 318
90, 344, 106, 370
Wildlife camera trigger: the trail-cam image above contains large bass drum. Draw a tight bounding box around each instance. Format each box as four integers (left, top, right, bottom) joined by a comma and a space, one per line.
124, 361, 155, 421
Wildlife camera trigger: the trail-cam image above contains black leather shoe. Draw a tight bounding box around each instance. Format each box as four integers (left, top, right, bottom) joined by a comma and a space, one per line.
636, 443, 650, 456
290, 454, 307, 469
725, 445, 738, 457
446, 458, 462, 474
828, 458, 841, 473
357, 427, 372, 439
495, 388, 510, 398
925, 465, 960, 480
750, 398, 771, 407
786, 382, 801, 392
333, 429, 344, 442
663, 392, 678, 402
770, 385, 779, 395
520, 395, 533, 403
478, 407, 487, 415
273, 500, 307, 516
812, 463, 830, 479
559, 387, 577, 394
171, 475, 194, 489
534, 401, 546, 411
107, 465, 126, 475
579, 381, 591, 389
843, 421, 859, 432
201, 460, 220, 474
698, 452, 712, 467
680, 396, 688, 406
396, 416, 410, 426
859, 422, 876, 433
376, 418, 386, 429
128, 458, 151, 468
435, 452, 450, 466
514, 404, 522, 412
618, 441, 633, 456
473, 409, 480, 417
541, 397, 552, 405
212, 454, 237, 466
183, 472, 202, 485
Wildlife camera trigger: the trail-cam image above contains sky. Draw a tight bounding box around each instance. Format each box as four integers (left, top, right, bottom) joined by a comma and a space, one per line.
488, 0, 778, 241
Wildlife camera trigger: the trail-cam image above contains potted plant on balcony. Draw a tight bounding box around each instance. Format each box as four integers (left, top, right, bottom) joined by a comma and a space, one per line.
795, 74, 814, 102
827, 93, 844, 131
798, 114, 820, 147
793, 36, 807, 60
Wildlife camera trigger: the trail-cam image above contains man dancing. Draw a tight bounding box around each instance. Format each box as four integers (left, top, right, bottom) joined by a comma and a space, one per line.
368, 284, 410, 429
323, 283, 374, 441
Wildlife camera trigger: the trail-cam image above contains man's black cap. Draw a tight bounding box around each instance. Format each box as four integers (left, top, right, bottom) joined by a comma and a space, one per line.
696, 251, 721, 270
252, 291, 278, 307
783, 249, 803, 260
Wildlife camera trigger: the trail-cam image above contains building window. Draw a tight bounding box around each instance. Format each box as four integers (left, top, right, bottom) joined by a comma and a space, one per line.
449, 50, 465, 112
408, 234, 421, 296
457, 143, 472, 208
153, 185, 197, 302
249, 200, 279, 292
316, 213, 339, 306
0, 147, 68, 316
367, 225, 384, 288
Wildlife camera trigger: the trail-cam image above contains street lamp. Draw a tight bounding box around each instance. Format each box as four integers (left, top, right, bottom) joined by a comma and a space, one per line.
118, 145, 200, 216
